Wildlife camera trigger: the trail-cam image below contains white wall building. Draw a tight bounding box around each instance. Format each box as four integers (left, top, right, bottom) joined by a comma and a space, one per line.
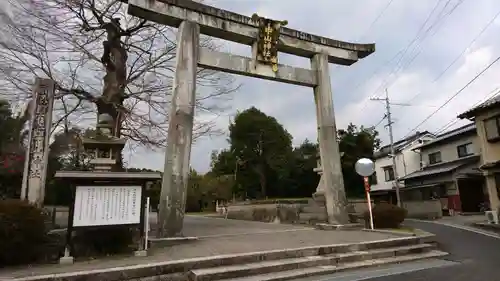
371, 131, 435, 192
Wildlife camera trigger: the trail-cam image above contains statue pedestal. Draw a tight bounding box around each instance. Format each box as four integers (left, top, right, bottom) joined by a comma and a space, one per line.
299, 172, 328, 225
298, 159, 329, 225
58, 247, 74, 265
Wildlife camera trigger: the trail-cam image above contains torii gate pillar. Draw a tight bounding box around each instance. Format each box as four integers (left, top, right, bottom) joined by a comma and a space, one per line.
127, 0, 375, 237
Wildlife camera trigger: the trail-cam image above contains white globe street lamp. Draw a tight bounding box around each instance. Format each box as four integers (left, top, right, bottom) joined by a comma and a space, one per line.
355, 158, 375, 230
355, 158, 375, 177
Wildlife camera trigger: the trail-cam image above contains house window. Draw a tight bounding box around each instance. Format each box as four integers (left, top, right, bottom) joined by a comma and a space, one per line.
457, 142, 474, 158
428, 151, 442, 164
371, 172, 378, 185
383, 166, 395, 182
494, 174, 500, 201
484, 116, 500, 142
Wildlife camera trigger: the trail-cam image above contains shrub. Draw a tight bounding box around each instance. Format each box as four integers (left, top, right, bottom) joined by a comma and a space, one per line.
72, 226, 135, 257
0, 199, 50, 266
276, 205, 300, 223
364, 202, 407, 229
251, 208, 277, 222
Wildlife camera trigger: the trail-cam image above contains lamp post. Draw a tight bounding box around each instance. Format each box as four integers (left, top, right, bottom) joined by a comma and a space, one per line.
355, 158, 375, 229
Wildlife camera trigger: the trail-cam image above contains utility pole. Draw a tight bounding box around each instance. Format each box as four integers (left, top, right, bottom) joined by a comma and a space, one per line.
370, 89, 402, 207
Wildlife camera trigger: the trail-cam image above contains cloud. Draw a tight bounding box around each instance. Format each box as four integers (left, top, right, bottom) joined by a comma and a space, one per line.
126, 0, 500, 173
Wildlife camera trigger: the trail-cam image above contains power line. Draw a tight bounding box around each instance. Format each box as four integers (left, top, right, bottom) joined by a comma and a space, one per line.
404, 54, 500, 138
368, 102, 438, 129
405, 7, 500, 104
333, 0, 396, 71
363, 0, 448, 99
434, 86, 500, 134
389, 0, 466, 81
435, 87, 500, 133
346, 50, 404, 98
393, 5, 500, 134
372, 115, 387, 129
349, 1, 445, 112
357, 0, 396, 42
347, 0, 467, 115
372, 0, 466, 97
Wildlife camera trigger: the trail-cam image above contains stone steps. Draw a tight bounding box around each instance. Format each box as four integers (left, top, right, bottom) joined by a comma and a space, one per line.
188, 243, 440, 281
228, 250, 448, 281
7, 237, 443, 281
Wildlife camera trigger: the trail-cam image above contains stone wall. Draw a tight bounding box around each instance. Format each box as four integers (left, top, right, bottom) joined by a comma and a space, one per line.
349, 199, 443, 219
402, 200, 443, 219
225, 198, 443, 223
226, 203, 302, 223
348, 199, 373, 215
225, 199, 373, 223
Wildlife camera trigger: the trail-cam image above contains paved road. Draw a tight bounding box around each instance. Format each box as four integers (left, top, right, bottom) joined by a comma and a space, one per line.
298, 220, 500, 281
368, 220, 500, 281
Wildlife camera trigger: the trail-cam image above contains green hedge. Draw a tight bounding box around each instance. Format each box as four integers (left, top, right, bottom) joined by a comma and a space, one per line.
364, 202, 407, 229
0, 199, 51, 266
0, 199, 137, 266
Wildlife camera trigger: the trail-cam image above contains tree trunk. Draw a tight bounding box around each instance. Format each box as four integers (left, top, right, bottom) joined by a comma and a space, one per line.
257, 164, 266, 199
96, 20, 128, 171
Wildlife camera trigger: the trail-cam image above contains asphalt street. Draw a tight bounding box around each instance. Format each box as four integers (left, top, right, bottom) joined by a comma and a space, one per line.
296, 220, 500, 281
369, 220, 500, 281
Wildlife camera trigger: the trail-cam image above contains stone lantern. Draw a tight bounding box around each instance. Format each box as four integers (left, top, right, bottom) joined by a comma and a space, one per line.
82, 113, 126, 171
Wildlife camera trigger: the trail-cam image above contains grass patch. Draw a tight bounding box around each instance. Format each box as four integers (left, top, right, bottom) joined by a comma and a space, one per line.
389, 226, 416, 233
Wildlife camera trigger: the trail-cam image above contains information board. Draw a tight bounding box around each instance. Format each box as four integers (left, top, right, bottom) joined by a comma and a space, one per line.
73, 185, 142, 227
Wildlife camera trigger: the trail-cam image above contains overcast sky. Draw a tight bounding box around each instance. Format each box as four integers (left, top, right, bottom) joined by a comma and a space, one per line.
127, 0, 500, 173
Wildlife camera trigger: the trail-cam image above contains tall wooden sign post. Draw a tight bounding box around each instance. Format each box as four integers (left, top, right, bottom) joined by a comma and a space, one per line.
125, 0, 376, 237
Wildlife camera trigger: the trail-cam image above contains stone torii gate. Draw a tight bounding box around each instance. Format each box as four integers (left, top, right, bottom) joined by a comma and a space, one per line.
126, 0, 375, 237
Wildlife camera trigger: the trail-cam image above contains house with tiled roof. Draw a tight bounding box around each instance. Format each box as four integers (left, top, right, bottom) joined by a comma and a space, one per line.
458, 95, 500, 213
400, 122, 486, 215
370, 131, 435, 193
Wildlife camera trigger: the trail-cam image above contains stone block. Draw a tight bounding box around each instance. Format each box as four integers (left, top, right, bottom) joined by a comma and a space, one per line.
298, 213, 327, 224
59, 255, 74, 265
134, 250, 148, 257
301, 206, 326, 214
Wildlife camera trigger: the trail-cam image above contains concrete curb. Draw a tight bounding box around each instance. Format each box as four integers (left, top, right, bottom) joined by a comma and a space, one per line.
315, 223, 363, 231
406, 218, 500, 240
362, 229, 416, 237
473, 222, 500, 233
228, 250, 449, 281
148, 236, 199, 248
3, 236, 424, 281
189, 244, 437, 281
363, 228, 438, 246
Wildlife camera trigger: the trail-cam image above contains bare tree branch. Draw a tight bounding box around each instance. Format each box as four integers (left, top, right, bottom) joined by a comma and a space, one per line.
0, 0, 240, 153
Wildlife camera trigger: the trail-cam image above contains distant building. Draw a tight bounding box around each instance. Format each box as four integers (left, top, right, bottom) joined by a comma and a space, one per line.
458, 95, 500, 212
371, 131, 435, 195
400, 123, 485, 214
